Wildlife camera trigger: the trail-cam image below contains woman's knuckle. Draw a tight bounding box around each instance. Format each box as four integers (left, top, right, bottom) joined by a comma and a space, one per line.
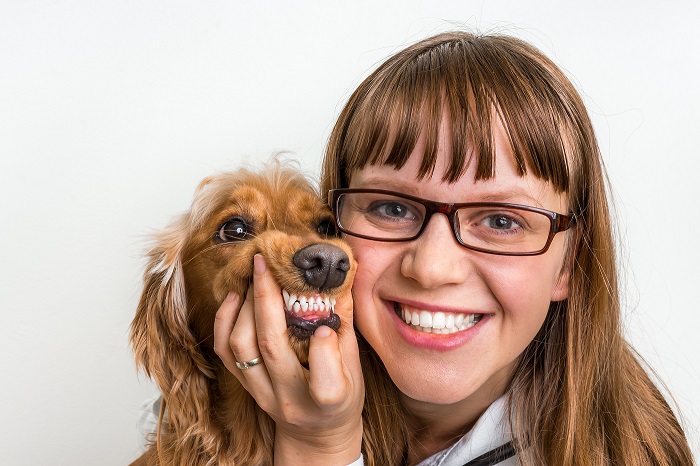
228, 335, 250, 357
256, 330, 280, 355
314, 391, 343, 408
314, 379, 350, 406
278, 402, 304, 425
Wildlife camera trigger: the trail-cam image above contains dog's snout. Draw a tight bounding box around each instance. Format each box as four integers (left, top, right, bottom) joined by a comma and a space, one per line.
292, 244, 350, 290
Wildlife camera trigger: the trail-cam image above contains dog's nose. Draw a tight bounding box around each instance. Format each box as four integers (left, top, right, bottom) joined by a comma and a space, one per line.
292, 244, 350, 290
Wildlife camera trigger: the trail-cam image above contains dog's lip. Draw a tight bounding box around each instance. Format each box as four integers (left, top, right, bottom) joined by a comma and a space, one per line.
286, 312, 341, 339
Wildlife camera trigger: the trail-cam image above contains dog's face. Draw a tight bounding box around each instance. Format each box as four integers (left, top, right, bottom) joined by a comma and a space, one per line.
177, 167, 355, 365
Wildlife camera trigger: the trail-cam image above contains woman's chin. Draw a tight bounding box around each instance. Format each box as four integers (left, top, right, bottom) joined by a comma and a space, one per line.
386, 358, 515, 407
390, 369, 480, 405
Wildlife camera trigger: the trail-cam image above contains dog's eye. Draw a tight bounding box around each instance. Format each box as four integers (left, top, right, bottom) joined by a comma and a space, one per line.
317, 217, 337, 237
216, 217, 251, 242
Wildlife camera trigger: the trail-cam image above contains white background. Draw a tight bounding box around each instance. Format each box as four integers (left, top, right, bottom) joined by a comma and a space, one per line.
1, 1, 699, 464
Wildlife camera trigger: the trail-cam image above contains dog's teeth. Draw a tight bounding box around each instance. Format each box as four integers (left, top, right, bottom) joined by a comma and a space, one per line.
282, 292, 338, 317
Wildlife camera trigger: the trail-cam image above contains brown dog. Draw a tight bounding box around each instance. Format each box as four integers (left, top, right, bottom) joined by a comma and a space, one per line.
129, 162, 357, 465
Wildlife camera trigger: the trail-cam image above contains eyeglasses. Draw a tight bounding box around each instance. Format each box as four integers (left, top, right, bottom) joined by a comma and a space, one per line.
328, 189, 575, 256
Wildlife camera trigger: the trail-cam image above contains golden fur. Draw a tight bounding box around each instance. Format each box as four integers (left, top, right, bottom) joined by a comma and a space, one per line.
130, 162, 364, 465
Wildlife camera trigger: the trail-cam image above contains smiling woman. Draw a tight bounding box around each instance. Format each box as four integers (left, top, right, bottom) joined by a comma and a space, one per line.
340, 117, 572, 417
210, 31, 695, 466
315, 31, 693, 466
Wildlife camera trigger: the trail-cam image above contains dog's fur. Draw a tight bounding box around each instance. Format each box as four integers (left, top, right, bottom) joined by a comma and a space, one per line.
130, 162, 365, 465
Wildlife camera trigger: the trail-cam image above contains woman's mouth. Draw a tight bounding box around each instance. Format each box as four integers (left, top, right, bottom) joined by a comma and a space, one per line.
393, 302, 483, 334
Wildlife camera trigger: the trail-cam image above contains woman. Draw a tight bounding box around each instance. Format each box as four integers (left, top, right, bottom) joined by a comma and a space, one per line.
215, 31, 694, 465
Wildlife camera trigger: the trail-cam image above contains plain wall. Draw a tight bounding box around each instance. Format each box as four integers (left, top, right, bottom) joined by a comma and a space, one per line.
1, 1, 698, 464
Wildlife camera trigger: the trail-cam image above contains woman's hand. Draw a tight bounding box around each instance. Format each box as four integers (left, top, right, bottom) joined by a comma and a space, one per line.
214, 254, 364, 466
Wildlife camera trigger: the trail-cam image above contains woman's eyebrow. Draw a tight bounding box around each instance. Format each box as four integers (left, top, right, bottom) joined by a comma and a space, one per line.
474, 190, 542, 205
353, 177, 544, 205
351, 177, 421, 194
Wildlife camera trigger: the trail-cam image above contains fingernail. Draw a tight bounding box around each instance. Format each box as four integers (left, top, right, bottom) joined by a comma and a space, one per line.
254, 254, 267, 275
314, 325, 332, 338
225, 292, 238, 302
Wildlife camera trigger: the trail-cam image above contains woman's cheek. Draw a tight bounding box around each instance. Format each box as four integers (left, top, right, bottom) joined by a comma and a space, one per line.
346, 239, 385, 311
485, 259, 555, 322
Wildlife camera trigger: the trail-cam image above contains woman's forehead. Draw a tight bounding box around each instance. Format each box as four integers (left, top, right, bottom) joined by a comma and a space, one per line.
351, 117, 530, 187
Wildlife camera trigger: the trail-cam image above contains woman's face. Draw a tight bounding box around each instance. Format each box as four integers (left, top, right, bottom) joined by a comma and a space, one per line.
346, 120, 571, 407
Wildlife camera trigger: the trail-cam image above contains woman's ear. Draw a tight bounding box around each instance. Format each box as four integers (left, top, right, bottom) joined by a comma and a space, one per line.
550, 266, 570, 302
551, 227, 579, 302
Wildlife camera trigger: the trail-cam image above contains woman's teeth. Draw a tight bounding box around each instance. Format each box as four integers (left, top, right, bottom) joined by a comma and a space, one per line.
396, 303, 483, 334
282, 289, 336, 315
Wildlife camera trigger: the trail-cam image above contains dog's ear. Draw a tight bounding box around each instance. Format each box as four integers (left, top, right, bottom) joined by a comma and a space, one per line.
130, 215, 216, 455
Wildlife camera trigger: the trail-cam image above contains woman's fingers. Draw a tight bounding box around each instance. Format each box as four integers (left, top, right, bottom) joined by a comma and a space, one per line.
252, 255, 303, 376
214, 286, 275, 401
228, 285, 262, 363
213, 291, 243, 375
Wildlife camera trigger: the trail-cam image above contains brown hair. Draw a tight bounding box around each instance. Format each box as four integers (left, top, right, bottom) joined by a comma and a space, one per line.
321, 31, 693, 465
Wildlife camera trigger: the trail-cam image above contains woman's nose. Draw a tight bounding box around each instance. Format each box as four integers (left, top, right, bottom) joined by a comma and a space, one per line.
399, 214, 472, 289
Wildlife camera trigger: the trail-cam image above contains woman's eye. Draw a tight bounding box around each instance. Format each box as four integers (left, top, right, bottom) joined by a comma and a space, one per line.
479, 214, 522, 231
369, 201, 417, 220
317, 217, 337, 236
216, 217, 251, 242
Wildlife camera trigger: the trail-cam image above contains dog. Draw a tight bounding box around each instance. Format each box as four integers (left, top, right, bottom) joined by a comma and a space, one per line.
129, 161, 359, 465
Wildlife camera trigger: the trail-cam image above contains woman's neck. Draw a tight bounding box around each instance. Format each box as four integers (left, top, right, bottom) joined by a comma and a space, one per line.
400, 377, 510, 465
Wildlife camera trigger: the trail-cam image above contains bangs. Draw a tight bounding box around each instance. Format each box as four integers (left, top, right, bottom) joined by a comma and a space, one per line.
338, 33, 574, 192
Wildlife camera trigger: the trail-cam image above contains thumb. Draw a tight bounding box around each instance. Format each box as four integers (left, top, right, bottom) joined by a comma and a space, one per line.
307, 325, 351, 409
333, 286, 355, 336
333, 287, 360, 365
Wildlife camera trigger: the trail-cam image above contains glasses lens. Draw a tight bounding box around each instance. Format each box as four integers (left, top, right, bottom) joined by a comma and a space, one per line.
336, 192, 427, 240
455, 206, 552, 253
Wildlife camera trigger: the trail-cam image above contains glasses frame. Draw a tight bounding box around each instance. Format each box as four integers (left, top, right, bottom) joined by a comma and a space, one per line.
328, 188, 575, 256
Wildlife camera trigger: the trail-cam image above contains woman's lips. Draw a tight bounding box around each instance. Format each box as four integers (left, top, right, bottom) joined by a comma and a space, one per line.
384, 299, 489, 351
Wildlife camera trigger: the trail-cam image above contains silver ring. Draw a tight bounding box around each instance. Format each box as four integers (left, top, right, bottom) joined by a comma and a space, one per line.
235, 357, 262, 370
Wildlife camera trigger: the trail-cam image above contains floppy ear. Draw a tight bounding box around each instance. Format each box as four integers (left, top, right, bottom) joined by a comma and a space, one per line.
130, 216, 216, 454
